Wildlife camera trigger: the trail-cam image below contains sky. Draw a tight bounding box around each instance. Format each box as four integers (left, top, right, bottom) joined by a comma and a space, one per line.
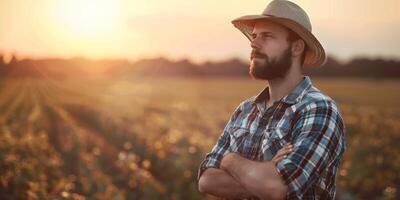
1, 0, 399, 63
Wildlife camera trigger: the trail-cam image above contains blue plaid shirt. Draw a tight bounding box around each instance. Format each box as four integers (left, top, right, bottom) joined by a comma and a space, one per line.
198, 76, 346, 199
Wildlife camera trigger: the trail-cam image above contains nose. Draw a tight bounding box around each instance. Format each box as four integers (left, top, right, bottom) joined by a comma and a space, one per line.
250, 38, 261, 49
251, 42, 258, 50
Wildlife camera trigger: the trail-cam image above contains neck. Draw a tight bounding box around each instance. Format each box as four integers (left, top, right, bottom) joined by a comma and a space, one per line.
266, 63, 303, 106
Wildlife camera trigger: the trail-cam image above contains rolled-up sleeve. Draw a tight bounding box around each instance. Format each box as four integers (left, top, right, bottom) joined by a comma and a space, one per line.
197, 103, 243, 181
275, 99, 346, 199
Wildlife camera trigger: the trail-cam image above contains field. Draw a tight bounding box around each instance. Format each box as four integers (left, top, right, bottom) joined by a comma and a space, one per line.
0, 77, 399, 200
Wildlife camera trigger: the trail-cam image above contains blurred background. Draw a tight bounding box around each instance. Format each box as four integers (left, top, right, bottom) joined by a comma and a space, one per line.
0, 0, 399, 199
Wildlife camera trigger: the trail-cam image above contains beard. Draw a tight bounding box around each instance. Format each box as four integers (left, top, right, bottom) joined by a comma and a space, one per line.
249, 47, 292, 80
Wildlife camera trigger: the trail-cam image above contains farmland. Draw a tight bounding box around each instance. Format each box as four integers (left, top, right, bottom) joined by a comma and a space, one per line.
0, 77, 399, 199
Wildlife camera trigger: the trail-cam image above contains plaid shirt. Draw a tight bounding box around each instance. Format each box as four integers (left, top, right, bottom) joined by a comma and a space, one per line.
198, 76, 346, 200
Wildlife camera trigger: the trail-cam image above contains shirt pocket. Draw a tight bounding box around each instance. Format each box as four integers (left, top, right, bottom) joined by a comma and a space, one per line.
227, 126, 250, 153
261, 127, 290, 161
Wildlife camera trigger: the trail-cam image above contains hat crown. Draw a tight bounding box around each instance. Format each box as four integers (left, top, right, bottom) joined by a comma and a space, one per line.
231, 0, 326, 68
262, 0, 312, 32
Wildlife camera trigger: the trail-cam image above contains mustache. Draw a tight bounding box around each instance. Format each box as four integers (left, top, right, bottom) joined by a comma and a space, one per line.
251, 50, 268, 59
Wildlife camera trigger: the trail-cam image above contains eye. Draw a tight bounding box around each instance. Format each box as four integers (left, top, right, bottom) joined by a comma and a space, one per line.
251, 33, 273, 40
261, 33, 272, 39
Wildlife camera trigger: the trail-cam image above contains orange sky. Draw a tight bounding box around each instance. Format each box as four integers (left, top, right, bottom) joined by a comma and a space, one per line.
1, 0, 399, 63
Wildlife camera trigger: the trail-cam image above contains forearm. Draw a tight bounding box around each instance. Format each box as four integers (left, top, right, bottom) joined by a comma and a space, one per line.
198, 167, 255, 199
221, 153, 287, 200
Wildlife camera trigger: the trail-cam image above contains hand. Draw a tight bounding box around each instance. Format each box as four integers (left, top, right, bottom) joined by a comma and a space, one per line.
220, 152, 239, 171
271, 144, 293, 166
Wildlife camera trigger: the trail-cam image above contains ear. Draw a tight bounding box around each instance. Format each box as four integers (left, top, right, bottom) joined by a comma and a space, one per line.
291, 39, 305, 57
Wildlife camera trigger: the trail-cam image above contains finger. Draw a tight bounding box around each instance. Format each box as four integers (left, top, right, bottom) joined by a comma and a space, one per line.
272, 154, 288, 164
280, 144, 293, 152
284, 143, 293, 147
273, 150, 291, 160
273, 152, 291, 164
276, 146, 293, 157
274, 150, 286, 159
273, 155, 286, 163
272, 144, 294, 163
273, 153, 287, 161
284, 144, 293, 150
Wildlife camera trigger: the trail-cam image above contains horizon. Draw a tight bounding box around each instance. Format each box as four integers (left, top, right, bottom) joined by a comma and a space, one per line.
2, 53, 400, 66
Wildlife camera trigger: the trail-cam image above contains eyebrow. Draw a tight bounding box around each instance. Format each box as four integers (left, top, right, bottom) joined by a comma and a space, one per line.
250, 31, 273, 39
251, 31, 274, 38
254, 31, 273, 34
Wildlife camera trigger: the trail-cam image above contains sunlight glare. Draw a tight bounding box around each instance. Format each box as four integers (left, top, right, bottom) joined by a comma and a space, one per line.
56, 0, 121, 38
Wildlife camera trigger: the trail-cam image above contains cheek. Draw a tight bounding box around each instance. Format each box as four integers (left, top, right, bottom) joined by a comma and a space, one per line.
260, 44, 278, 55
268, 48, 289, 60
260, 40, 289, 57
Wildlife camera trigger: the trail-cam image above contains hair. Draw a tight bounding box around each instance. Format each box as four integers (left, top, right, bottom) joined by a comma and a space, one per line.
286, 28, 308, 66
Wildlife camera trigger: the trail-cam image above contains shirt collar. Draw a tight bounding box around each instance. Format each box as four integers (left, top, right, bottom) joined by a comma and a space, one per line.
251, 76, 312, 105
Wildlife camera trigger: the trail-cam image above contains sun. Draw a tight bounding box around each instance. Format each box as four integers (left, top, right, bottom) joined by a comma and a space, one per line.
55, 0, 121, 38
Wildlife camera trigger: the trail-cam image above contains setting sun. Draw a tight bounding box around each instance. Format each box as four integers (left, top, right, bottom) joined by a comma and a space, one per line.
0, 0, 399, 61
55, 0, 121, 38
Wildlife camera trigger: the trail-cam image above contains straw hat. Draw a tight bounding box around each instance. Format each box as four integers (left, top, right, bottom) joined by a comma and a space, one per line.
232, 0, 326, 68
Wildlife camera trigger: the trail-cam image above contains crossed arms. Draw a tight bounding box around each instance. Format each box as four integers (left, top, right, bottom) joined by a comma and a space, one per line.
197, 99, 346, 199
198, 145, 293, 200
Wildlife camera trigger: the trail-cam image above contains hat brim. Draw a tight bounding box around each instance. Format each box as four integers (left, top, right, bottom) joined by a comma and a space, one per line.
232, 15, 327, 68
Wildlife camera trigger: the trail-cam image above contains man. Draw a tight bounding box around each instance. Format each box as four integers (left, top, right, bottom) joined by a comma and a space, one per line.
197, 0, 346, 199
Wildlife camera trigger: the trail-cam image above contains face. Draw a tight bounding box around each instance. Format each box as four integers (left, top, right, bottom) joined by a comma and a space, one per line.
249, 21, 293, 80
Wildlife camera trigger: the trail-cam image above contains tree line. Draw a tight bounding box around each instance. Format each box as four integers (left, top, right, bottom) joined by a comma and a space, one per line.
1, 54, 399, 79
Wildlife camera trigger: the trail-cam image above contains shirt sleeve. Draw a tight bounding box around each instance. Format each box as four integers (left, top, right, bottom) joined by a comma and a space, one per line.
275, 99, 346, 199
197, 103, 243, 181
